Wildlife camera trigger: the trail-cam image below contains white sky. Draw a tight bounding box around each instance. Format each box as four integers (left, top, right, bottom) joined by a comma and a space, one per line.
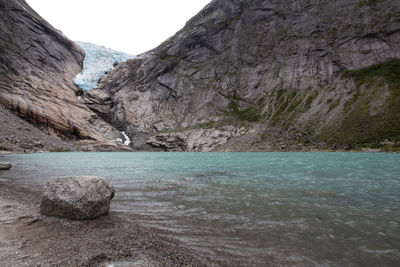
26, 0, 211, 55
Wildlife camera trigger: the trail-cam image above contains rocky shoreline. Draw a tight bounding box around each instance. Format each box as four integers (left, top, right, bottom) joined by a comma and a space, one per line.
0, 181, 206, 266
0, 105, 132, 154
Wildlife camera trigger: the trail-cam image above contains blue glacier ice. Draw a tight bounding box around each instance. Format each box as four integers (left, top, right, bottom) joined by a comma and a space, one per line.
73, 41, 135, 91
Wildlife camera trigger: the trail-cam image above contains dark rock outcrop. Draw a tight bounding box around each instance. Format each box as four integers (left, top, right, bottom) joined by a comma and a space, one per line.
40, 176, 115, 220
0, 162, 12, 170
84, 0, 400, 151
0, 0, 122, 148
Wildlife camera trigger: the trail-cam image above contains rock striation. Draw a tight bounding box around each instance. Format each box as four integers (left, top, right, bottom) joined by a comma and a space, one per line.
40, 176, 115, 220
0, 0, 123, 149
84, 0, 400, 151
0, 104, 76, 152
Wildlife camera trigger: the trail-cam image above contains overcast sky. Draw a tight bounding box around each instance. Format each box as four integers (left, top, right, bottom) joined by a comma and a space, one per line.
26, 0, 211, 55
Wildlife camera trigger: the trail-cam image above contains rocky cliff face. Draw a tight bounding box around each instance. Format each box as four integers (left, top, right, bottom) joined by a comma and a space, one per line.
0, 0, 124, 151
84, 0, 400, 151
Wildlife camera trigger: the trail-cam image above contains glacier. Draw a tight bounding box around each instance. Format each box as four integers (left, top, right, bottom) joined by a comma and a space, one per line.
73, 41, 135, 91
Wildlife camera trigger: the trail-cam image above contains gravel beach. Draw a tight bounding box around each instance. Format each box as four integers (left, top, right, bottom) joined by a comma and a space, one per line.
0, 181, 206, 266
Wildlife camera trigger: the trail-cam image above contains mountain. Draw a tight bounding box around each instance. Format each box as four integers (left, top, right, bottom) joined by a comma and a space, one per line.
83, 0, 400, 151
0, 0, 127, 151
1, 0, 399, 152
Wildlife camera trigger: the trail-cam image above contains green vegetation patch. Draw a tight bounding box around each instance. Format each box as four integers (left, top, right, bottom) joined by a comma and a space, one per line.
304, 92, 317, 110
227, 101, 261, 122
270, 89, 298, 125
49, 147, 71, 152
357, 0, 379, 7
342, 59, 400, 88
327, 98, 341, 113
322, 59, 400, 144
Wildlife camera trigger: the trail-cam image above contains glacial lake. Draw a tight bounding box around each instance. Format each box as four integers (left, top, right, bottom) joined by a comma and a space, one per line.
1, 152, 399, 266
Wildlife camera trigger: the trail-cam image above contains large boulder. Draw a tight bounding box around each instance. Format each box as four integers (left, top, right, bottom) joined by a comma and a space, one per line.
40, 176, 115, 220
0, 162, 12, 170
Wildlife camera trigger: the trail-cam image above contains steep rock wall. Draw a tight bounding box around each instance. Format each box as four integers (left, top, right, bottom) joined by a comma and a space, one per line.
0, 0, 122, 146
84, 0, 400, 151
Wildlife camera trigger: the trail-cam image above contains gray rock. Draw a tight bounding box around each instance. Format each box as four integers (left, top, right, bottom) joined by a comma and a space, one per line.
146, 126, 247, 152
0, 0, 122, 148
84, 0, 400, 151
40, 176, 115, 220
0, 162, 12, 170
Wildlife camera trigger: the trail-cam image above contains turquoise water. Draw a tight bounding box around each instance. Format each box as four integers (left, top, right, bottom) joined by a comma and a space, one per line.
1, 152, 399, 266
